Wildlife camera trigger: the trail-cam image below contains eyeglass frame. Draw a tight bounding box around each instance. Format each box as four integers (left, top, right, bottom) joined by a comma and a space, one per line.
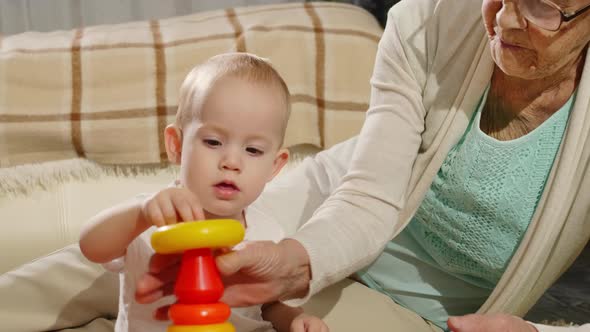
536, 0, 590, 29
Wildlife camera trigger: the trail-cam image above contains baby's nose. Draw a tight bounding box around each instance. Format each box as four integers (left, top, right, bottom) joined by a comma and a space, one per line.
220, 152, 241, 172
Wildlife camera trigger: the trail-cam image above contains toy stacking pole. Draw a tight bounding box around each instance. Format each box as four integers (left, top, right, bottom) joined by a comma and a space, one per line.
151, 219, 245, 332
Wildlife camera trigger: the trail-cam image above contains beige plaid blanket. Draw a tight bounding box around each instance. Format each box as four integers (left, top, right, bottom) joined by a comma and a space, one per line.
0, 2, 382, 167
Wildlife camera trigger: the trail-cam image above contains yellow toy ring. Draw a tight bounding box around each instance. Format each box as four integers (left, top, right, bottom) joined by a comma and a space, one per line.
151, 219, 245, 254
167, 322, 235, 332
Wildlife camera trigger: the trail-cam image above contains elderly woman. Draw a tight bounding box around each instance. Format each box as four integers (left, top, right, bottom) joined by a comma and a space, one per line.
137, 0, 590, 331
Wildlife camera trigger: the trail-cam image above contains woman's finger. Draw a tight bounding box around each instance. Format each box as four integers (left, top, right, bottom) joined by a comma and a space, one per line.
291, 319, 305, 332
448, 314, 484, 332
135, 257, 180, 303
447, 313, 536, 332
153, 304, 172, 321
135, 279, 175, 304
148, 253, 182, 274
216, 250, 248, 277
212, 247, 232, 256
481, 0, 501, 37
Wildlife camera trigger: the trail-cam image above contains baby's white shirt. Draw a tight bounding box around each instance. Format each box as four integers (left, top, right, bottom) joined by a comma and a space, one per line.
104, 196, 285, 332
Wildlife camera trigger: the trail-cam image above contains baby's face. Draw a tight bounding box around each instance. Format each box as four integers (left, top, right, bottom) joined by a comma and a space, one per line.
179, 77, 288, 219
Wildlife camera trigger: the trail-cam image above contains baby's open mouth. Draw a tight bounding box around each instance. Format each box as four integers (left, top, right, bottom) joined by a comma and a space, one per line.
215, 181, 239, 191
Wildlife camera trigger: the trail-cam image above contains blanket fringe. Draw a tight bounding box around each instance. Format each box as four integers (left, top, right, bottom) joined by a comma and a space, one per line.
0, 144, 319, 198
0, 158, 178, 197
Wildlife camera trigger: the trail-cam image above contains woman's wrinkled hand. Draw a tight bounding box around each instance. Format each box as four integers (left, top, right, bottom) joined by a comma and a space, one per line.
134, 238, 312, 319
217, 239, 311, 307
290, 313, 329, 332
134, 253, 181, 320
448, 313, 538, 332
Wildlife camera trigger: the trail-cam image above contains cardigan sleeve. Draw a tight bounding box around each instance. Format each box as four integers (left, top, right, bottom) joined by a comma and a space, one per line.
532, 323, 590, 332
284, 0, 436, 303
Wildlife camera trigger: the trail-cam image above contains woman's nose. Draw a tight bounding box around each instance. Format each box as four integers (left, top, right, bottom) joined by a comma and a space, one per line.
497, 0, 528, 30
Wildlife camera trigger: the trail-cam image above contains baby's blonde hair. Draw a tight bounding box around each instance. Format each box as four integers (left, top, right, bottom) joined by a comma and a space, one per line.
175, 53, 291, 135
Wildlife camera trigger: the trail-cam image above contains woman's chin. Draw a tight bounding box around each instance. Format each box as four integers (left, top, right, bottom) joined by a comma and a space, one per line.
494, 58, 539, 80
491, 46, 539, 79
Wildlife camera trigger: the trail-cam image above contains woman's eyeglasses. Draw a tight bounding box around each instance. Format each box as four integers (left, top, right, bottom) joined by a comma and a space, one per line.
518, 0, 590, 31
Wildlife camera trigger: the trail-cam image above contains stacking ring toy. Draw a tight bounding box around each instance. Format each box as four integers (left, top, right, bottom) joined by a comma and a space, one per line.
166, 322, 235, 332
151, 219, 245, 332
152, 219, 245, 254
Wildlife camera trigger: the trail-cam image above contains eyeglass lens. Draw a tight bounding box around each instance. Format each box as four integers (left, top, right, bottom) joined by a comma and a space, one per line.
518, 0, 562, 30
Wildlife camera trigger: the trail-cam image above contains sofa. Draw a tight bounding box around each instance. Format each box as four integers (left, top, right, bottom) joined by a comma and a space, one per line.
0, 0, 383, 271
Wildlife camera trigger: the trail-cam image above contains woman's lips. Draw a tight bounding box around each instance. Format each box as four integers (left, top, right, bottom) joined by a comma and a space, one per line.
499, 38, 526, 50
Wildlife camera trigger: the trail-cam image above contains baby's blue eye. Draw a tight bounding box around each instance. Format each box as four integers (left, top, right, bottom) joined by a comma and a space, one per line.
246, 147, 264, 156
204, 139, 221, 147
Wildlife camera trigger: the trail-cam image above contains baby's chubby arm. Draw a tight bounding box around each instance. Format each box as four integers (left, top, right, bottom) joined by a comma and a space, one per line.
79, 187, 204, 264
262, 302, 329, 332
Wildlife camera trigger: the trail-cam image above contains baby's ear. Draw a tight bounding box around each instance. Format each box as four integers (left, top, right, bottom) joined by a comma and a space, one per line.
269, 148, 290, 180
164, 124, 183, 164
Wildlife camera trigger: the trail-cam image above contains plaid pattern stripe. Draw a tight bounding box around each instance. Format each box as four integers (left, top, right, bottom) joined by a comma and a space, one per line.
0, 2, 382, 167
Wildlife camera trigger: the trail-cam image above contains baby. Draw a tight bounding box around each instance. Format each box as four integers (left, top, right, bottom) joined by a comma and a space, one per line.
79, 53, 328, 332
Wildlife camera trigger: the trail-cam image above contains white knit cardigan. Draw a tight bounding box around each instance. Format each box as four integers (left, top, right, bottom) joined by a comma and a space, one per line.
250, 0, 590, 330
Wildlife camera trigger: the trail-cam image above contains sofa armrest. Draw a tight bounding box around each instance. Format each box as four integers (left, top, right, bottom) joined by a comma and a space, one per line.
0, 244, 118, 332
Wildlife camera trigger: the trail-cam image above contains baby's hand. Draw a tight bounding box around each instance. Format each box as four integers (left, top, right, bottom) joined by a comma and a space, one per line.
290, 313, 329, 332
140, 187, 205, 227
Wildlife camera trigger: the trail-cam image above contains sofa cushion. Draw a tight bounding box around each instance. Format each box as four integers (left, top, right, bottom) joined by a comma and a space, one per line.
0, 244, 118, 332
0, 2, 381, 167
0, 158, 176, 273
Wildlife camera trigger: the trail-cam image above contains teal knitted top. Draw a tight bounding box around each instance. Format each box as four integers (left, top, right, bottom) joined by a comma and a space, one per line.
358, 88, 575, 330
